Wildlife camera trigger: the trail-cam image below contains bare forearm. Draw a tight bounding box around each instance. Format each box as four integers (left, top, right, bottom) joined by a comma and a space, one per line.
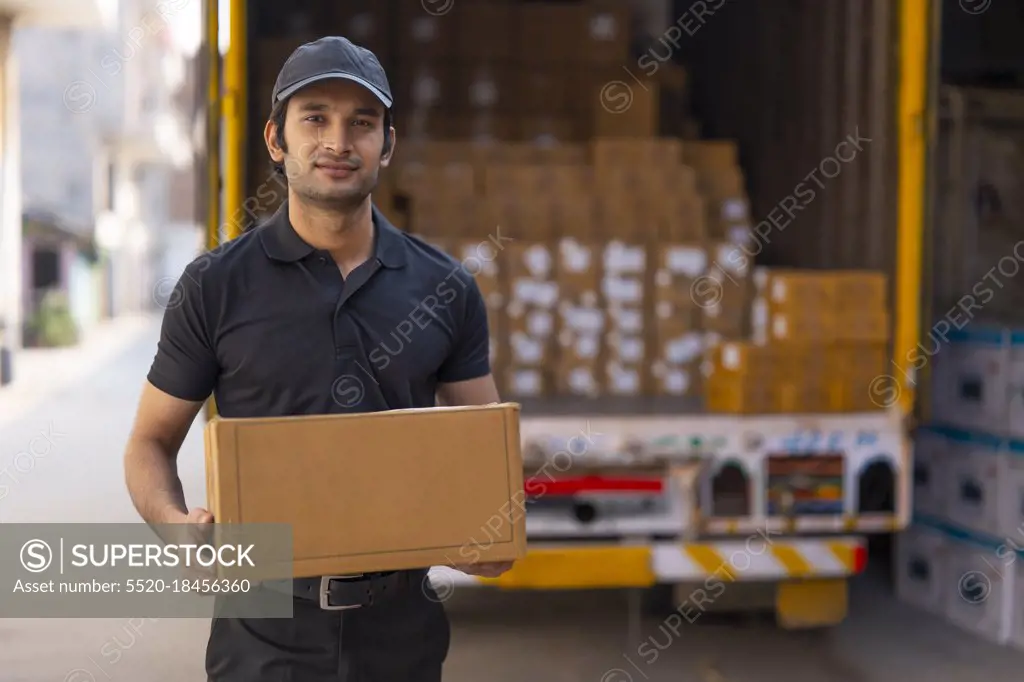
124, 436, 188, 525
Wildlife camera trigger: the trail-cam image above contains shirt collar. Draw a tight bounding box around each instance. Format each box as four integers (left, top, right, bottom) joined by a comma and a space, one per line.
258, 200, 407, 268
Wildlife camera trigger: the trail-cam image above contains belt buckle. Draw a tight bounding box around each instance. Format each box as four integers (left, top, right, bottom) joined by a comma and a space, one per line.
319, 575, 366, 611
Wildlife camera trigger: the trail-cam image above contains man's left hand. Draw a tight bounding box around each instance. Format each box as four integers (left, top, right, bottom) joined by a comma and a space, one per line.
450, 560, 514, 578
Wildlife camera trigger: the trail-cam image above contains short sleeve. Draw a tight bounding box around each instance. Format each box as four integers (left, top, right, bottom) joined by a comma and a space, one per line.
436, 273, 491, 384
146, 266, 219, 401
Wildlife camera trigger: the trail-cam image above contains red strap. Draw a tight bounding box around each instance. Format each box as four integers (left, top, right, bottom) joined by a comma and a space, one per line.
524, 476, 663, 496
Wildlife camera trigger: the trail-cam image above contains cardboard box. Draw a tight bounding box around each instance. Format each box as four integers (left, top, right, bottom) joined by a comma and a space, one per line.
930, 334, 1010, 434
943, 530, 1016, 646
204, 404, 527, 577
913, 428, 952, 519
894, 523, 950, 617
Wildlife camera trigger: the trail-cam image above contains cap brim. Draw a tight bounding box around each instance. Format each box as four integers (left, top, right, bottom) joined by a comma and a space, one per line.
276, 72, 393, 109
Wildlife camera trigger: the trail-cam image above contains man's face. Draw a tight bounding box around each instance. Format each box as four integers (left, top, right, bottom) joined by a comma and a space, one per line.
269, 79, 393, 210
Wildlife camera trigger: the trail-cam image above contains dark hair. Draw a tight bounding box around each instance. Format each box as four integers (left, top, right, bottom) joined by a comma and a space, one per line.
269, 96, 393, 178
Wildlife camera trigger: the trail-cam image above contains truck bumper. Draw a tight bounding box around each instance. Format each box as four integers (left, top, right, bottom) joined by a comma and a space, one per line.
428, 537, 868, 591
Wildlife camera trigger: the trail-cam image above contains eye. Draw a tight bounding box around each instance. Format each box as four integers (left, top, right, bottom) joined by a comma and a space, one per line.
352, 119, 373, 127
304, 115, 324, 123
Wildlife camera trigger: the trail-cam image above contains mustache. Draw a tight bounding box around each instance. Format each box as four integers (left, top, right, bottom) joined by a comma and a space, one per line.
313, 153, 361, 170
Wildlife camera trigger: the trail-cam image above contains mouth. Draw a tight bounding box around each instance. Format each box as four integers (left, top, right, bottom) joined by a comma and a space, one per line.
315, 162, 359, 179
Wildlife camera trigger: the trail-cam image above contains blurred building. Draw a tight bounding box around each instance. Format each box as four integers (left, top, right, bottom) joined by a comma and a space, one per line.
9, 0, 198, 348
0, 1, 113, 367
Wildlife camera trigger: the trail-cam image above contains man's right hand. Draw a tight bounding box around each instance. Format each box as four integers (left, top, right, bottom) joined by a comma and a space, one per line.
166, 506, 217, 582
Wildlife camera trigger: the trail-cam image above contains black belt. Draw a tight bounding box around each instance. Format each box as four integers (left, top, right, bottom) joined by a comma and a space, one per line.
263, 570, 427, 611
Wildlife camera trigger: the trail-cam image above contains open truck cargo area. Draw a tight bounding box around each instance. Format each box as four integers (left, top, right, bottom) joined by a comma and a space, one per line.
197, 0, 930, 632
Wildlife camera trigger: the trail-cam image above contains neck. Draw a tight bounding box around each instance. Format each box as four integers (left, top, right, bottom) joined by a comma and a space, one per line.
288, 193, 375, 266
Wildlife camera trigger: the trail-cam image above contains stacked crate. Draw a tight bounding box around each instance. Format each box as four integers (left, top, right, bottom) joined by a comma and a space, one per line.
898, 326, 1024, 651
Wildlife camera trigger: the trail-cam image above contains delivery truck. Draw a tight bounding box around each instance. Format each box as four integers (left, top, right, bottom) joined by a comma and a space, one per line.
191, 0, 936, 629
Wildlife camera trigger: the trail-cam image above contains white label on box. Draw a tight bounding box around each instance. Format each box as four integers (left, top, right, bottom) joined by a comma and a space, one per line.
655, 270, 671, 288
349, 13, 374, 39
611, 369, 640, 394
413, 76, 441, 107
513, 278, 538, 304
469, 78, 498, 107
590, 13, 618, 40
512, 334, 544, 364
667, 334, 703, 363
722, 343, 741, 370
716, 244, 748, 276
619, 338, 644, 363
527, 311, 553, 337
773, 315, 788, 339
513, 370, 542, 395
411, 16, 439, 42
752, 266, 770, 290
604, 277, 643, 303
524, 245, 553, 277
605, 242, 645, 272
665, 370, 690, 394
581, 291, 598, 308
577, 335, 599, 358
772, 279, 788, 302
656, 301, 671, 319
752, 298, 767, 327
721, 198, 748, 221
507, 299, 524, 318
667, 247, 707, 278
561, 240, 592, 272
569, 368, 597, 394
565, 307, 603, 333
615, 308, 644, 332
728, 225, 752, 247
536, 282, 559, 307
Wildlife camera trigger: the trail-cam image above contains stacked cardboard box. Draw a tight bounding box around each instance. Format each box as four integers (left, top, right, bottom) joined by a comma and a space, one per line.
603, 241, 648, 397
392, 0, 636, 144
503, 243, 559, 398
556, 238, 604, 397
705, 267, 889, 414
393, 135, 759, 401
898, 325, 1024, 651
448, 239, 506, 395
681, 141, 752, 245
649, 244, 705, 398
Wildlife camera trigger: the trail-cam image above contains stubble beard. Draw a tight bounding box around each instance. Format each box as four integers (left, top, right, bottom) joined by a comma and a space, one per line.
292, 166, 379, 212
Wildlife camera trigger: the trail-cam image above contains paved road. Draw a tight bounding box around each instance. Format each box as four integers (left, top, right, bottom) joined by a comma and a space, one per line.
2, 315, 1024, 681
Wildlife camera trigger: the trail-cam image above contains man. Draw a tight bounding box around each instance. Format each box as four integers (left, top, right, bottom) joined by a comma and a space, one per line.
123, 36, 513, 681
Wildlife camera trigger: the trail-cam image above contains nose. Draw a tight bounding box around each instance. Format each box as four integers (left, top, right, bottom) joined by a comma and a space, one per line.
317, 123, 351, 154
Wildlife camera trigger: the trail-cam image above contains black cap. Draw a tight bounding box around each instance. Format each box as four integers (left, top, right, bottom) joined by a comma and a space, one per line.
271, 36, 393, 110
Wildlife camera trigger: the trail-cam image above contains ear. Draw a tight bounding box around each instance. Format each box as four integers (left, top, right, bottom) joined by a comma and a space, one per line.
265, 117, 285, 165
380, 126, 397, 168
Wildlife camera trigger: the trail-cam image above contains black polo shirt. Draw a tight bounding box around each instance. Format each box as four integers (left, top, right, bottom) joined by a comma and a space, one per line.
147, 201, 491, 417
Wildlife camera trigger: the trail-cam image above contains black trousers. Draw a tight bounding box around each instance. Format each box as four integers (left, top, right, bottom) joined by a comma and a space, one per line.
205, 571, 451, 681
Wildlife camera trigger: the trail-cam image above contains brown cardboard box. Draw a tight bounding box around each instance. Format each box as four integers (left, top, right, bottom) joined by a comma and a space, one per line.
456, 3, 515, 59
593, 80, 658, 138
458, 63, 518, 113
396, 2, 458, 58
705, 374, 773, 414
555, 360, 602, 397
331, 2, 391, 61
204, 404, 527, 577
681, 140, 739, 170
650, 360, 700, 397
